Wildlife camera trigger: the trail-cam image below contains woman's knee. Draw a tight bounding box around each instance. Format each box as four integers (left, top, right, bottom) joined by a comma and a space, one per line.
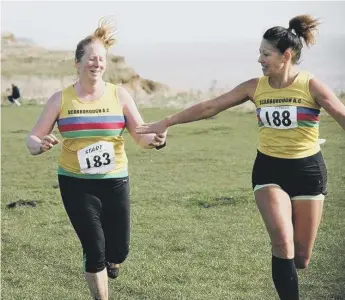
271, 237, 295, 258
118, 247, 130, 263
294, 240, 312, 269
83, 248, 106, 273
294, 254, 310, 269
107, 245, 130, 264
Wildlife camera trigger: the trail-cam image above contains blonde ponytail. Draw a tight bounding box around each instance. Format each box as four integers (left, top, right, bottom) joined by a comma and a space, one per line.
93, 16, 117, 49
75, 15, 117, 63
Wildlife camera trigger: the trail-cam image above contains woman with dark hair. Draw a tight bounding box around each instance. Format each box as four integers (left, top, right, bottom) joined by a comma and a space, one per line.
136, 15, 345, 300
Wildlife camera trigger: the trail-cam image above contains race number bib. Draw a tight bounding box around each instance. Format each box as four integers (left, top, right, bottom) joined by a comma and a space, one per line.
259, 106, 297, 129
77, 141, 116, 174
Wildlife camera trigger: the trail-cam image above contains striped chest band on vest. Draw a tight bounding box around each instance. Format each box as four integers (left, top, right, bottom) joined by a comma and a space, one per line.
256, 106, 320, 129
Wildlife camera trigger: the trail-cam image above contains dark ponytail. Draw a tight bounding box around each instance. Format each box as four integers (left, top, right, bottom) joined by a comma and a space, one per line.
288, 15, 320, 47
263, 15, 320, 64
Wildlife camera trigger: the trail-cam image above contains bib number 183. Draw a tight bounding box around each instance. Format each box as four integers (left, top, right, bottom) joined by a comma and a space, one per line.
85, 152, 111, 169
77, 141, 116, 174
259, 106, 297, 129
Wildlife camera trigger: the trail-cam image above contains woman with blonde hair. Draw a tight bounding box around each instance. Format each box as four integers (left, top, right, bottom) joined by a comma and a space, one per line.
136, 15, 345, 299
26, 17, 166, 300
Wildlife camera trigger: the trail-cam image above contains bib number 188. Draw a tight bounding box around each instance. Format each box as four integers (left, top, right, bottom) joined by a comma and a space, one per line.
260, 106, 297, 129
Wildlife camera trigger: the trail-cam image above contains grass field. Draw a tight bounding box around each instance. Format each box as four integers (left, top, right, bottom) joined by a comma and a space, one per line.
1, 105, 345, 300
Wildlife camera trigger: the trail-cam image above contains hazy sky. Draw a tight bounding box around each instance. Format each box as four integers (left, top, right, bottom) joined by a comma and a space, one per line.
2, 1, 344, 91
2, 1, 345, 51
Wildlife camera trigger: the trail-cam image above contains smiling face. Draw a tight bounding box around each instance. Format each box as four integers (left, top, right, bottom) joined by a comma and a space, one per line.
76, 40, 107, 82
258, 39, 291, 77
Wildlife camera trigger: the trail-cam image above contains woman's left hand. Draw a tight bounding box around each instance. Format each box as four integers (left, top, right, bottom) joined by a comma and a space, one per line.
148, 131, 167, 148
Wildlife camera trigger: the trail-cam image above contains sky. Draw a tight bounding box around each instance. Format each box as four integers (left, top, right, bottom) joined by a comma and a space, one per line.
2, 1, 345, 51
1, 1, 345, 91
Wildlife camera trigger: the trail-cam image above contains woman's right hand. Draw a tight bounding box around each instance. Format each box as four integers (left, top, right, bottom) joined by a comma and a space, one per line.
136, 119, 169, 135
40, 134, 59, 152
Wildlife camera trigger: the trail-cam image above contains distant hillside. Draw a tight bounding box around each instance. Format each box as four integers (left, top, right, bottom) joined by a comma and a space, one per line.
1, 32, 36, 46
1, 32, 170, 103
2, 33, 342, 109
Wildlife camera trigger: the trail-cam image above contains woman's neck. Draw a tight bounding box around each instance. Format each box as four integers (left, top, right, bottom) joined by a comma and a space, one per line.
269, 68, 298, 89
74, 79, 106, 101
76, 79, 105, 95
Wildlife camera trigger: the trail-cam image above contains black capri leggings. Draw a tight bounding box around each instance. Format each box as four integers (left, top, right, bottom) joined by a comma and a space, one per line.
58, 175, 130, 273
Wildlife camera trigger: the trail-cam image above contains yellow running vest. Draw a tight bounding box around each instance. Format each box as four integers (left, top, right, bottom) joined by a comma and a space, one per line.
57, 83, 128, 179
253, 71, 321, 159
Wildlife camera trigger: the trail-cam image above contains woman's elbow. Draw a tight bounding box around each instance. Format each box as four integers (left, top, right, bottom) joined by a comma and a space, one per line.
201, 100, 218, 118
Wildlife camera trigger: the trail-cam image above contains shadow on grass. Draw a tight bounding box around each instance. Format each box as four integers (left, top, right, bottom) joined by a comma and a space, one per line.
189, 126, 234, 135
198, 196, 236, 208
10, 129, 28, 134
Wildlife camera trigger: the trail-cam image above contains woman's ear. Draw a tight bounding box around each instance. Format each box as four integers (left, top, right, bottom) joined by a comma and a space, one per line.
283, 48, 293, 63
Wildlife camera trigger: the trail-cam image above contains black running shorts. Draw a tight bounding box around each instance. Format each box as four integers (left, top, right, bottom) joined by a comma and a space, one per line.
252, 150, 327, 200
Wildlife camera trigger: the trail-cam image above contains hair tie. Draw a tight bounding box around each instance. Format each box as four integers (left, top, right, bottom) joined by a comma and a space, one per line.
287, 27, 297, 35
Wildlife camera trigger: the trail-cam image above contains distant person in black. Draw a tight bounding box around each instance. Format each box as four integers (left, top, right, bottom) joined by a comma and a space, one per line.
7, 84, 21, 106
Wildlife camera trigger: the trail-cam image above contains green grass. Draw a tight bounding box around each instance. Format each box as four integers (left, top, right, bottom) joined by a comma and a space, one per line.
1, 106, 345, 300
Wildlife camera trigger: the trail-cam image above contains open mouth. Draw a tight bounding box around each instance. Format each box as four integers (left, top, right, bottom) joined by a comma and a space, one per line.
90, 70, 101, 75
